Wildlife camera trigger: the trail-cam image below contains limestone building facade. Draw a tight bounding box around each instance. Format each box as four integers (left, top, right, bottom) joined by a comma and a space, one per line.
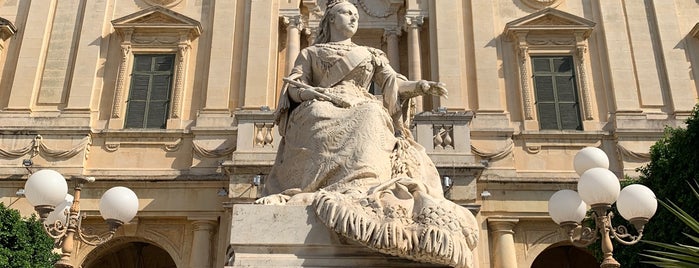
0, 0, 697, 267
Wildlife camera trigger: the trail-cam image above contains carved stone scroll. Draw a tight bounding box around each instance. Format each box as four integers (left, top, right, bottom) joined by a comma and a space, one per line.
111, 31, 133, 118
171, 43, 189, 119
518, 46, 534, 120
576, 43, 593, 120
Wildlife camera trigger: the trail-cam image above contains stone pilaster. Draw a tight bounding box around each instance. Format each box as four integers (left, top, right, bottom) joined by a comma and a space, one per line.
281, 14, 303, 76
405, 15, 423, 112
383, 27, 401, 71
488, 218, 519, 268
189, 218, 217, 268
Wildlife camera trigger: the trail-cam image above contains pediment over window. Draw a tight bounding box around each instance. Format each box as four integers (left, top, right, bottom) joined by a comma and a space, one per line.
112, 6, 201, 41
691, 23, 699, 39
504, 8, 595, 41
0, 17, 16, 41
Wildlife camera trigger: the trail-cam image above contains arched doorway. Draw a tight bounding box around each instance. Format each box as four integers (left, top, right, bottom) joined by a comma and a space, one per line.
531, 244, 599, 268
82, 241, 177, 268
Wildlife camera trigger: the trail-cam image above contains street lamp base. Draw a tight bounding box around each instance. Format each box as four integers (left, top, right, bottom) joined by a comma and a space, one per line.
54, 259, 74, 268
601, 256, 621, 268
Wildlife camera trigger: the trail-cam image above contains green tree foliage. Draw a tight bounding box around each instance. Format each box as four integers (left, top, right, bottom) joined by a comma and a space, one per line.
640, 182, 699, 267
607, 104, 699, 267
0, 203, 59, 267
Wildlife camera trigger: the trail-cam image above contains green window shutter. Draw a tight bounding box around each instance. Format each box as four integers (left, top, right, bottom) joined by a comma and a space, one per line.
125, 54, 175, 129
124, 74, 150, 128
538, 103, 559, 130
146, 74, 172, 128
531, 56, 582, 130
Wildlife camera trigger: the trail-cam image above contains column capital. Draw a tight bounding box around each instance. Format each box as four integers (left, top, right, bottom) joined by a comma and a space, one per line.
280, 14, 304, 31
404, 15, 424, 30
487, 218, 519, 234
190, 218, 218, 232
188, 216, 218, 224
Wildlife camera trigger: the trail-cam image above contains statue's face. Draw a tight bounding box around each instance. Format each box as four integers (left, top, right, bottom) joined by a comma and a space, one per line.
331, 3, 359, 38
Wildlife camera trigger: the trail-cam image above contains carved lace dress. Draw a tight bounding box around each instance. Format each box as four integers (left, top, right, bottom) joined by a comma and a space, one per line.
269, 42, 478, 268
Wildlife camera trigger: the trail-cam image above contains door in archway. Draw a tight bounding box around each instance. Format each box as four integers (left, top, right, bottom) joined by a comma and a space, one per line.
531, 245, 599, 268
83, 241, 177, 268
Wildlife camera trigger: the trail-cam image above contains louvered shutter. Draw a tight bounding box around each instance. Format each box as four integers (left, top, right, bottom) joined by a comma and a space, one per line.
532, 58, 559, 130
531, 56, 582, 130
125, 74, 150, 128
125, 54, 175, 129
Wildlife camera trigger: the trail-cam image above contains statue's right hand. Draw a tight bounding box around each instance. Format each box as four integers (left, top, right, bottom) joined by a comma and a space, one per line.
299, 87, 332, 102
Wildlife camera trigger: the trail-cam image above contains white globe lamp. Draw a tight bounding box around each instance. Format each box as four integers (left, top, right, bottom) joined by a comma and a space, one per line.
617, 184, 657, 231
578, 167, 620, 207
573, 147, 610, 176
24, 169, 69, 220
99, 186, 139, 228
46, 194, 74, 226
548, 189, 588, 224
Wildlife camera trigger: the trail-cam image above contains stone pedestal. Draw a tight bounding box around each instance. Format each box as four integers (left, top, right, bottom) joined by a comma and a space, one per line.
227, 204, 448, 267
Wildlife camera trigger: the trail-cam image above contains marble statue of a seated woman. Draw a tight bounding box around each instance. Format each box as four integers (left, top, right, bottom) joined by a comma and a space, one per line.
255, 1, 478, 267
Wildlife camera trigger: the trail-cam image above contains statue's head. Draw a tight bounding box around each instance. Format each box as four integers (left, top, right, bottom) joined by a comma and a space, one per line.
315, 0, 359, 44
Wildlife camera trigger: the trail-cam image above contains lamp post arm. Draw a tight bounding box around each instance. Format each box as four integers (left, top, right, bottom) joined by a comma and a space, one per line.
610, 224, 644, 246
562, 222, 599, 247
43, 220, 69, 240
75, 214, 118, 246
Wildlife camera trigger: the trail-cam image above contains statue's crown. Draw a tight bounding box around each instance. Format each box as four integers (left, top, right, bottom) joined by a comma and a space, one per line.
326, 0, 348, 9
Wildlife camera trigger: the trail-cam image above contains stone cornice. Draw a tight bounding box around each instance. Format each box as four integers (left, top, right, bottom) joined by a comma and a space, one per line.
111, 5, 202, 39
504, 8, 596, 41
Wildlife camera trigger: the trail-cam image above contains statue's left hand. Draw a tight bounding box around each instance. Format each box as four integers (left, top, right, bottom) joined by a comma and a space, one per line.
417, 80, 448, 99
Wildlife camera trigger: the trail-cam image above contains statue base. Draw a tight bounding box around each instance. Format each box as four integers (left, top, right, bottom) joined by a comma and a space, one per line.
227, 204, 449, 267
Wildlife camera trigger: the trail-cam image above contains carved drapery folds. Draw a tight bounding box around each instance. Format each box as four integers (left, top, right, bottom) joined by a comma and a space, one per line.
0, 135, 91, 160
504, 8, 596, 124
110, 6, 201, 122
